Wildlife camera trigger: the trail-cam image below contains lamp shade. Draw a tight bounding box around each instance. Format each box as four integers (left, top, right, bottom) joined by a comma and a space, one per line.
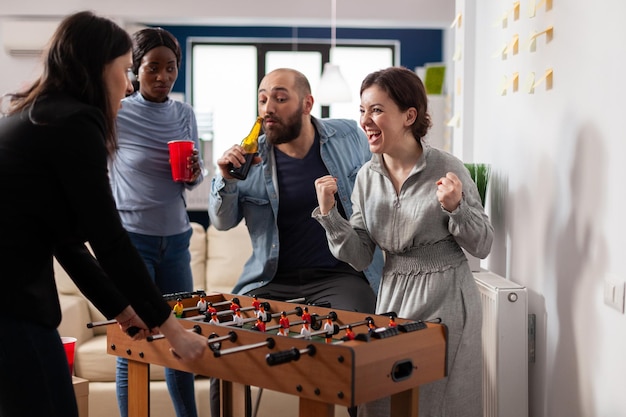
316, 63, 352, 105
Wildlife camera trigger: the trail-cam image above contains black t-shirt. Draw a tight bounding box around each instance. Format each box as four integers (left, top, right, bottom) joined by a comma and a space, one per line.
274, 131, 347, 270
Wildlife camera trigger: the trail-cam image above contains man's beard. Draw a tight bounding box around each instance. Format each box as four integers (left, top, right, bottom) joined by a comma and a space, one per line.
264, 105, 303, 146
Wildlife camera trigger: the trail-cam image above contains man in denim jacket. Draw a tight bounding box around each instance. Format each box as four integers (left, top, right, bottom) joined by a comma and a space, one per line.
209, 68, 383, 311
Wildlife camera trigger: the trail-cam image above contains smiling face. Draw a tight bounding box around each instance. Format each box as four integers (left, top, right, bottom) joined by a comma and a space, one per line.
359, 84, 415, 155
103, 50, 134, 118
137, 45, 178, 103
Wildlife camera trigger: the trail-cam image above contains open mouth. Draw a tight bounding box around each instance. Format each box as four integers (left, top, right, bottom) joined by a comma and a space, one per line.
366, 130, 381, 142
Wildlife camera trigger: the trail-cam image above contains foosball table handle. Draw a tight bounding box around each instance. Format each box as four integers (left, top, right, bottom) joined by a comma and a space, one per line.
266, 344, 316, 366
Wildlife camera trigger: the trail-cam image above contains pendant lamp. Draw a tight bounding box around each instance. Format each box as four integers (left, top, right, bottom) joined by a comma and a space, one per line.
316, 0, 351, 105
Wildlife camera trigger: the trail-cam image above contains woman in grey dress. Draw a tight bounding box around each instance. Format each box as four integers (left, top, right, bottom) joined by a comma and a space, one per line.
313, 66, 493, 417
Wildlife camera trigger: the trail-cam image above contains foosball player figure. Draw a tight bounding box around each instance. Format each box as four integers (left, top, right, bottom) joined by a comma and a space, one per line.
197, 294, 208, 314
173, 298, 184, 318
278, 311, 290, 336
301, 306, 311, 324
208, 311, 220, 325
388, 316, 397, 328
207, 302, 217, 316
229, 299, 240, 312
367, 319, 377, 334
300, 322, 311, 340
252, 317, 266, 332
252, 295, 261, 311
323, 317, 334, 344
232, 308, 244, 327
342, 325, 356, 341
256, 304, 268, 321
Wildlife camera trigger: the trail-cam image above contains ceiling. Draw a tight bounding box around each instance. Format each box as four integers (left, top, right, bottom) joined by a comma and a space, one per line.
1, 0, 456, 29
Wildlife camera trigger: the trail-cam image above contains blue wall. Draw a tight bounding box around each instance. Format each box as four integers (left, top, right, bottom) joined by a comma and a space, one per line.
159, 25, 444, 94
159, 25, 443, 227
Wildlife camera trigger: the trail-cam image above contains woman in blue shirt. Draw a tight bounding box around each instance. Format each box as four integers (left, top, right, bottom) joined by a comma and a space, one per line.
109, 27, 204, 417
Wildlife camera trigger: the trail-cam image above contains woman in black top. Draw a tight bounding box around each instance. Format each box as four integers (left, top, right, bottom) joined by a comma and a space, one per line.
0, 11, 207, 417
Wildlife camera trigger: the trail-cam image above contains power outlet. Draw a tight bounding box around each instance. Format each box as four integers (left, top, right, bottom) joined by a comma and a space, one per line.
604, 278, 625, 313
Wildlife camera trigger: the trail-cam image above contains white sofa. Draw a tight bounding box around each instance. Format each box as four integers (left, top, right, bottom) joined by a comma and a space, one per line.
55, 222, 349, 417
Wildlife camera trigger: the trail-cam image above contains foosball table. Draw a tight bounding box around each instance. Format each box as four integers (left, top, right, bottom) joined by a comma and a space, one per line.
105, 292, 447, 417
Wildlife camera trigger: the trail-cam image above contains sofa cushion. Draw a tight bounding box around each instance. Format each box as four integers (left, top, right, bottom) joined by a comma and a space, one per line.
55, 223, 207, 334
206, 222, 252, 294
189, 222, 208, 292
57, 293, 95, 342
76, 335, 166, 382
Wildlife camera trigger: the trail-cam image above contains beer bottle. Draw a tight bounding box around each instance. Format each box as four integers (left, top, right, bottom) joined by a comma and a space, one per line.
228, 116, 263, 180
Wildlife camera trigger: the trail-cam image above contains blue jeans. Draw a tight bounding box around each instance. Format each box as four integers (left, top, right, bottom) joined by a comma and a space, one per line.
0, 318, 78, 417
116, 228, 198, 417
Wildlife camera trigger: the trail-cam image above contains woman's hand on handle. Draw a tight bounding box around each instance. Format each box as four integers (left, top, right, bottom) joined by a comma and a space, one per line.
158, 315, 208, 361
115, 306, 155, 340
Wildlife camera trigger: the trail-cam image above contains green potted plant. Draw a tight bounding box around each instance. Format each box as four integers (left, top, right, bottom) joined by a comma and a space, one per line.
463, 163, 490, 272
464, 163, 490, 207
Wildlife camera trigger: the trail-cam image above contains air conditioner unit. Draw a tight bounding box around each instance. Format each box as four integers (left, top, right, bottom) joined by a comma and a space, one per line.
2, 20, 60, 56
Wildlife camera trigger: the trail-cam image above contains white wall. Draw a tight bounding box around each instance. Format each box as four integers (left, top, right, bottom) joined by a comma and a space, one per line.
465, 0, 626, 416
0, 0, 454, 28
0, 0, 454, 101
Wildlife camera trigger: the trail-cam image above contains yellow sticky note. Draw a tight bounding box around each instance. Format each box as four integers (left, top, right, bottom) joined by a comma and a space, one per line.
512, 1, 521, 20
528, 31, 538, 52
446, 114, 461, 128
499, 75, 508, 96
511, 72, 519, 92
533, 68, 554, 90
508, 34, 519, 55
493, 43, 508, 59
450, 12, 462, 29
526, 72, 536, 94
453, 43, 463, 61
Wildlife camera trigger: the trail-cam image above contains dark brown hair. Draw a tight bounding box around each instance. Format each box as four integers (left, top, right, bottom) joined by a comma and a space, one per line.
6, 11, 132, 156
360, 66, 432, 140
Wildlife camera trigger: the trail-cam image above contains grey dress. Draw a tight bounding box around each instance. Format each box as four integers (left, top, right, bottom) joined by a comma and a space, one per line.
313, 144, 494, 417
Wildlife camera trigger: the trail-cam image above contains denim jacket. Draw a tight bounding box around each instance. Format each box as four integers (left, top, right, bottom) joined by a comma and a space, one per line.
208, 117, 383, 295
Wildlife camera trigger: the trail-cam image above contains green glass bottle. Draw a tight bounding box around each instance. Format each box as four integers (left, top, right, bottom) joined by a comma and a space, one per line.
228, 116, 263, 180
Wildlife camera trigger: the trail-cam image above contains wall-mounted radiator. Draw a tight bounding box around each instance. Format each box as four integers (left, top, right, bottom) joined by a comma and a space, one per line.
473, 271, 528, 417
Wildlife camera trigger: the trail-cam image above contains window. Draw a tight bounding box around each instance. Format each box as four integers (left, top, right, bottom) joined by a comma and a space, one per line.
190, 39, 396, 171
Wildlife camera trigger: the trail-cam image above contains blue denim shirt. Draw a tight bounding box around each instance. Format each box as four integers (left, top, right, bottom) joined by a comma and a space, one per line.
209, 117, 384, 295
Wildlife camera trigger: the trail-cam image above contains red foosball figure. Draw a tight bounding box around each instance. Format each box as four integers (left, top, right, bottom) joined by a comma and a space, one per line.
343, 325, 356, 341
252, 295, 261, 311
278, 311, 290, 336
229, 300, 240, 312
207, 302, 217, 316
388, 316, 397, 327
301, 306, 311, 324
172, 298, 184, 318
253, 317, 266, 332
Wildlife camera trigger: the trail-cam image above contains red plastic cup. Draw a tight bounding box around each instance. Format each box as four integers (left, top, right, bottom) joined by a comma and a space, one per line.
61, 336, 77, 375
167, 140, 194, 182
